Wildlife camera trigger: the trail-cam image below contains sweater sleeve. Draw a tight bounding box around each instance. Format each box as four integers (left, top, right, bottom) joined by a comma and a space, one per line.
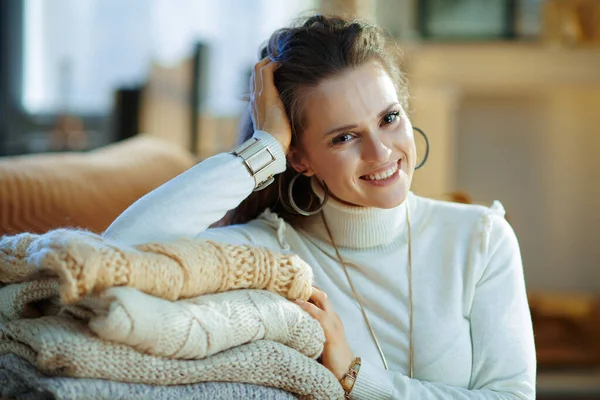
350, 213, 536, 400
102, 131, 286, 246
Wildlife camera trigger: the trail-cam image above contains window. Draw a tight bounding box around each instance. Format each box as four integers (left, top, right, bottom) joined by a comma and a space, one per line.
22, 0, 317, 116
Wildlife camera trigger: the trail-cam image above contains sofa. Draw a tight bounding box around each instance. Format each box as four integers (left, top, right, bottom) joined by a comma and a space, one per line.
0, 135, 197, 236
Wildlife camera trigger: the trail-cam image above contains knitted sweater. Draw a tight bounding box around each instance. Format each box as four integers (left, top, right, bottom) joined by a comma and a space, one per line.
104, 132, 537, 399
0, 353, 298, 400
0, 228, 313, 303
0, 278, 325, 360
0, 317, 342, 399
0, 226, 342, 398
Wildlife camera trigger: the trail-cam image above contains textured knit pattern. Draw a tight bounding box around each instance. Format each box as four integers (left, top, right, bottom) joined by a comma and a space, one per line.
0, 232, 42, 285
0, 278, 325, 360
0, 316, 344, 399
86, 287, 324, 360
0, 354, 298, 400
0, 135, 196, 237
0, 228, 314, 304
0, 279, 60, 323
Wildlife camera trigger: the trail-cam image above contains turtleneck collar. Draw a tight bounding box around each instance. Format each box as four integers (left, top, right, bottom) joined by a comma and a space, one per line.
301, 179, 413, 249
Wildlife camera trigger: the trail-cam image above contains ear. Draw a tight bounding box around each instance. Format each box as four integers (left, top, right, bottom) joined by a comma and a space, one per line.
287, 147, 316, 177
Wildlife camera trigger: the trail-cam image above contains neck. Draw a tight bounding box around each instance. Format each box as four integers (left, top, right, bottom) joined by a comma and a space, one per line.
302, 179, 411, 249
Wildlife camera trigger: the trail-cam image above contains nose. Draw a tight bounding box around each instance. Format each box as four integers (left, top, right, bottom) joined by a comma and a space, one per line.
362, 132, 392, 163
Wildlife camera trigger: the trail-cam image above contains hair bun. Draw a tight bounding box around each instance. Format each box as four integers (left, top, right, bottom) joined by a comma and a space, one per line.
260, 46, 268, 59
303, 14, 327, 29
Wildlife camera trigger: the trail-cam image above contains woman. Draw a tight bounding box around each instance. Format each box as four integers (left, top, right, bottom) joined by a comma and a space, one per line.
104, 15, 536, 399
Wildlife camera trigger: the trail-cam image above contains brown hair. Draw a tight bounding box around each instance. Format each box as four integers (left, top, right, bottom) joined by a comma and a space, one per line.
219, 14, 408, 227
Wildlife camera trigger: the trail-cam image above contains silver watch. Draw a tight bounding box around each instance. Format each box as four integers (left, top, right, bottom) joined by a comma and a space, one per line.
231, 137, 277, 191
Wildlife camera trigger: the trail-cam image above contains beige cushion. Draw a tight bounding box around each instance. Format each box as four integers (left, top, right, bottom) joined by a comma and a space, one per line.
0, 135, 196, 236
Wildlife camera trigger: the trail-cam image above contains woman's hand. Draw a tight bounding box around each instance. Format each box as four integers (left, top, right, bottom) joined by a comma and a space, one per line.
296, 287, 355, 380
249, 57, 292, 154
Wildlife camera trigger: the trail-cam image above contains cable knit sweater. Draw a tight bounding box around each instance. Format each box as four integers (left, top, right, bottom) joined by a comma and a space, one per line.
104, 131, 536, 399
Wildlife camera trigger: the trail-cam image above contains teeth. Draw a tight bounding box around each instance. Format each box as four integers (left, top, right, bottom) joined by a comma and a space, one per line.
364, 162, 399, 181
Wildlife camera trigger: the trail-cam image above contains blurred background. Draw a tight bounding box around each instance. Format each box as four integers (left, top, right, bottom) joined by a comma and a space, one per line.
1, 0, 599, 397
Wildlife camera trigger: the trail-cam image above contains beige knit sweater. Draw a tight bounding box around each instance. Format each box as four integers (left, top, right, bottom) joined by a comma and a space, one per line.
0, 278, 325, 360
0, 316, 343, 399
0, 228, 313, 303
0, 228, 343, 398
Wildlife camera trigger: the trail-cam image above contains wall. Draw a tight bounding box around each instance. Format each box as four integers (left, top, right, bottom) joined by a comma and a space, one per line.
407, 43, 600, 292
455, 94, 600, 291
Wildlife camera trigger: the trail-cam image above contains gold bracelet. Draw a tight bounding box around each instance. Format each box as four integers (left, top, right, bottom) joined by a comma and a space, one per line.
340, 357, 361, 399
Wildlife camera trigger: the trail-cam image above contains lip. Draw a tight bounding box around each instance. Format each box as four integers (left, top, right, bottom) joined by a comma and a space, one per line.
360, 159, 401, 179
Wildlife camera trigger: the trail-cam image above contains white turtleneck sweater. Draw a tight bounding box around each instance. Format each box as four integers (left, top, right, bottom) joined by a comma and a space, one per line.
104, 132, 536, 399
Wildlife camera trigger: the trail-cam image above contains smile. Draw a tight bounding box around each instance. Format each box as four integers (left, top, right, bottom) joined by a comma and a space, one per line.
360, 159, 401, 181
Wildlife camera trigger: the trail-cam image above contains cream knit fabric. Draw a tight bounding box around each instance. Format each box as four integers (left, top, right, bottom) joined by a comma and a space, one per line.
0, 278, 325, 360
0, 279, 60, 323
0, 353, 299, 400
0, 232, 41, 284
0, 316, 344, 399
0, 228, 313, 303
85, 287, 325, 360
0, 228, 340, 397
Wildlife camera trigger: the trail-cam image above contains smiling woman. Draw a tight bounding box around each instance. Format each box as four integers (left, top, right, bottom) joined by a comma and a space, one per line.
289, 63, 414, 209
104, 14, 536, 400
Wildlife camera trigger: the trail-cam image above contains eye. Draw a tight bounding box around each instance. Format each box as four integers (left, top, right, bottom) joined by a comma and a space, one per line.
382, 111, 400, 125
331, 133, 354, 145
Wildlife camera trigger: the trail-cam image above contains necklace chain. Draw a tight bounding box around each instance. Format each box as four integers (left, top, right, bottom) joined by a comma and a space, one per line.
319, 204, 414, 378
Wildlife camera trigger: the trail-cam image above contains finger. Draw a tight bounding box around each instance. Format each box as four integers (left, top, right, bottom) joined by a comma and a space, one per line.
248, 101, 258, 130
310, 287, 333, 313
258, 61, 279, 99
253, 57, 271, 95
296, 299, 325, 322
249, 72, 255, 97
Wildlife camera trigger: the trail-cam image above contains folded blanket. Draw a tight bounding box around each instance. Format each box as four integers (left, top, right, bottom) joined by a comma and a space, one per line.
0, 354, 298, 400
0, 228, 313, 303
0, 278, 324, 360
0, 316, 343, 399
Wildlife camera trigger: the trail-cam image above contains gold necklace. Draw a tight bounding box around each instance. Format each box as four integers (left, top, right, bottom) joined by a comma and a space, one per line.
320, 203, 414, 379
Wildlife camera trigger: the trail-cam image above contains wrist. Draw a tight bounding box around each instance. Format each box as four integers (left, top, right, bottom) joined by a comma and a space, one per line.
339, 356, 362, 398
267, 134, 290, 155
231, 137, 277, 191
252, 131, 287, 165
232, 131, 286, 191
333, 349, 356, 380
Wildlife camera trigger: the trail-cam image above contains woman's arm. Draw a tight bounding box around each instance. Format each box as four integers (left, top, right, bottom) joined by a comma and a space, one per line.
104, 57, 291, 247
349, 214, 536, 400
102, 131, 285, 246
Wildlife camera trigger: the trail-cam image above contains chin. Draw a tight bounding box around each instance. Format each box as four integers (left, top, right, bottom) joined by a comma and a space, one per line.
353, 184, 408, 209
332, 178, 411, 208
369, 192, 408, 209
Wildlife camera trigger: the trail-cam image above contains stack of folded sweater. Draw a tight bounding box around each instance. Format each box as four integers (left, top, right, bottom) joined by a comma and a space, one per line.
0, 229, 344, 399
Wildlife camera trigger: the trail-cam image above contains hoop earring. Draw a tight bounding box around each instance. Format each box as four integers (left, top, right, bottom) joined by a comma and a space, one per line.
413, 127, 430, 170
288, 172, 329, 216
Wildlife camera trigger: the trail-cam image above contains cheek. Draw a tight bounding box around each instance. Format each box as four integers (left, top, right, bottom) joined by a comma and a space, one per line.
311, 150, 359, 183
395, 122, 418, 167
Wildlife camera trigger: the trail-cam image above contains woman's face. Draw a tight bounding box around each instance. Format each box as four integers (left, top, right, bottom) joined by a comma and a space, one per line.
292, 61, 416, 209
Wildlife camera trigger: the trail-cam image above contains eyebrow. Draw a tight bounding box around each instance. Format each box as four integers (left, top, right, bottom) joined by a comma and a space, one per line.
323, 102, 401, 137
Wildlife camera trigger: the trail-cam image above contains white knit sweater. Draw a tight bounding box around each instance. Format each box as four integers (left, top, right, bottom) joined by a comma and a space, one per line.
104, 131, 536, 399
